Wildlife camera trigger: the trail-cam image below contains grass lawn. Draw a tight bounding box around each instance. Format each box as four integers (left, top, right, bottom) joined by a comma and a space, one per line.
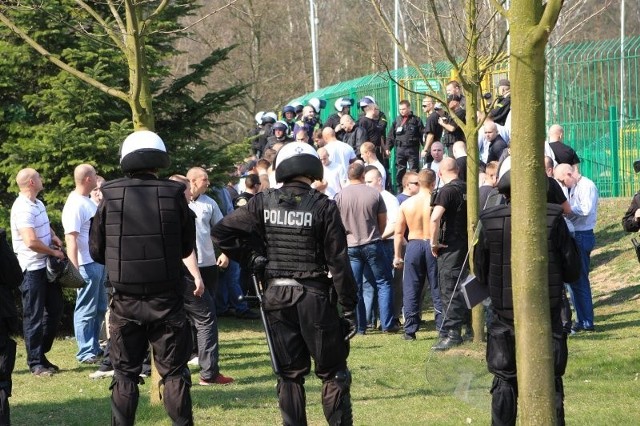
8, 198, 640, 425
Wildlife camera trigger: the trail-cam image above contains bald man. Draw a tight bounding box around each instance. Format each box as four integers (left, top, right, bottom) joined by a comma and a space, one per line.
62, 164, 107, 364
429, 158, 469, 350
548, 124, 580, 168
11, 168, 65, 377
554, 163, 598, 333
393, 169, 443, 340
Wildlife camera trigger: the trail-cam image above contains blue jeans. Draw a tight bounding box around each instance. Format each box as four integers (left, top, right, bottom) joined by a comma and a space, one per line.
216, 260, 250, 314
75, 262, 108, 361
362, 240, 394, 327
348, 241, 394, 332
21, 268, 63, 369
568, 230, 595, 329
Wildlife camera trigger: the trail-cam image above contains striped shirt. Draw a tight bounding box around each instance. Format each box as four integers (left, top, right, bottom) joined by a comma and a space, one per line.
11, 193, 52, 271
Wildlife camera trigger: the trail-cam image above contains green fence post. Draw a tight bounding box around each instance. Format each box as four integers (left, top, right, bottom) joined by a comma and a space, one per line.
609, 105, 619, 197
389, 79, 398, 191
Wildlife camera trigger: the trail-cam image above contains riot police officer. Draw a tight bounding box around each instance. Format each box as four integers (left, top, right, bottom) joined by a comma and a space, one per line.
89, 131, 196, 425
212, 142, 358, 426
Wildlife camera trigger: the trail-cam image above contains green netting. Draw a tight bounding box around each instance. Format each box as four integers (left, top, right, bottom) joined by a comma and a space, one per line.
292, 35, 640, 196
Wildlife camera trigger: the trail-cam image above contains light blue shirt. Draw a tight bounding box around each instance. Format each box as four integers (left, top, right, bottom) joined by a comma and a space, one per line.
568, 175, 598, 231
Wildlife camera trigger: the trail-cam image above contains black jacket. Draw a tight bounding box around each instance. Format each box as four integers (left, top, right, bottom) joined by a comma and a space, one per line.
89, 173, 195, 295
387, 113, 424, 149
622, 193, 640, 232
212, 181, 358, 312
474, 203, 580, 320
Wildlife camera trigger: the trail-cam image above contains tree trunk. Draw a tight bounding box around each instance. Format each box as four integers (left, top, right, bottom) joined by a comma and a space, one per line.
463, 0, 484, 343
509, 0, 562, 423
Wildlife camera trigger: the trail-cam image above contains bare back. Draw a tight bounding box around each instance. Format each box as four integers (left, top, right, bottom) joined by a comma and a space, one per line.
399, 191, 432, 240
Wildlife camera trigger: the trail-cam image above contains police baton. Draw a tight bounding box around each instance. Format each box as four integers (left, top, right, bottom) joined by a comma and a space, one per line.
239, 274, 281, 376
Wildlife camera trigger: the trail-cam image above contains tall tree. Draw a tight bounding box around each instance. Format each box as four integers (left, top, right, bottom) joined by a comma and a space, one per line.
497, 0, 564, 423
371, 0, 508, 342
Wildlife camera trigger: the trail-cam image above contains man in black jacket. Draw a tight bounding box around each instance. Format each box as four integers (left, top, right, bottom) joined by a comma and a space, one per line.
474, 157, 580, 426
387, 100, 424, 192
212, 142, 358, 426
90, 130, 196, 425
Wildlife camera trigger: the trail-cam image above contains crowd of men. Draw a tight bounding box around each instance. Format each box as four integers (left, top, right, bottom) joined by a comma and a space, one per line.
240, 80, 600, 424
0, 76, 608, 425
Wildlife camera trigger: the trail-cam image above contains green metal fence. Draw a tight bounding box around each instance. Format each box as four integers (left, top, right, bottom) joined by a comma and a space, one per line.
292, 35, 640, 197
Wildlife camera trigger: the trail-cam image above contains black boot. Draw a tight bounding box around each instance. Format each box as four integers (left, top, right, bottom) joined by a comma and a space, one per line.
432, 330, 463, 351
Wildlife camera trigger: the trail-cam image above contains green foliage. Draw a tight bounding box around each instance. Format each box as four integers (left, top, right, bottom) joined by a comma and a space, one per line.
0, 1, 245, 230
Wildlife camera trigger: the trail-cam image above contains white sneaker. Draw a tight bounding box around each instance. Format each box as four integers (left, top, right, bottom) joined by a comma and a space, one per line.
187, 356, 199, 366
89, 369, 114, 379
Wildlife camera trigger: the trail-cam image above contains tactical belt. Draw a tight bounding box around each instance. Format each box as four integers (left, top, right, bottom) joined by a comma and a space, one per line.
267, 278, 330, 292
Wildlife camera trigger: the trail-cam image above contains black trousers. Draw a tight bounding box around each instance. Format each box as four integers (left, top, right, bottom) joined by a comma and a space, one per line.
0, 318, 16, 426
486, 309, 567, 426
109, 290, 193, 426
395, 146, 420, 191
263, 284, 352, 426
437, 240, 468, 332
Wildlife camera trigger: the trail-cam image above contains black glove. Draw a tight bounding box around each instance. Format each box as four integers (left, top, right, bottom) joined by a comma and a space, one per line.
342, 311, 357, 341
249, 254, 268, 274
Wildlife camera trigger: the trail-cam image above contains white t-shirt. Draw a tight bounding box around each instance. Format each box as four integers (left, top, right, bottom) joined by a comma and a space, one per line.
62, 191, 97, 266
366, 160, 387, 190
10, 194, 52, 271
381, 190, 400, 235
189, 194, 224, 267
325, 141, 356, 175
321, 161, 346, 199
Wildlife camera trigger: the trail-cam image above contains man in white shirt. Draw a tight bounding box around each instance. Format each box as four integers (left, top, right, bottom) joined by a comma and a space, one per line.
423, 142, 445, 188
186, 167, 235, 385
323, 127, 356, 174
554, 164, 598, 333
363, 167, 399, 328
313, 147, 345, 199
360, 141, 387, 190
62, 164, 107, 364
11, 168, 65, 377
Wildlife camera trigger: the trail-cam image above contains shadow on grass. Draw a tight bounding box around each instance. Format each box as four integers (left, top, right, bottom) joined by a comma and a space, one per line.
595, 222, 627, 247
594, 284, 640, 307
591, 248, 626, 268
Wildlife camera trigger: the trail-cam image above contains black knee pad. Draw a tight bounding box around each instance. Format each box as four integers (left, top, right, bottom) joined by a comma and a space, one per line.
109, 372, 142, 391
332, 370, 351, 390
161, 367, 192, 388
323, 370, 353, 426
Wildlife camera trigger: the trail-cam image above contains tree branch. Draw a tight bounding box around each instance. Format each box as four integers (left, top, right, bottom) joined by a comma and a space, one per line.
370, 0, 440, 94
106, 0, 127, 41
0, 10, 129, 103
141, 0, 170, 34
488, 0, 508, 19
161, 0, 240, 34
533, 0, 564, 44
75, 0, 126, 51
427, 0, 460, 74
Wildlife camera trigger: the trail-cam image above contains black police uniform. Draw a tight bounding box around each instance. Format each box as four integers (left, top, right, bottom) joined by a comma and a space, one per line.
474, 203, 580, 426
489, 94, 511, 126
0, 229, 20, 425
358, 115, 388, 163
622, 192, 640, 232
387, 113, 424, 191
90, 173, 196, 426
212, 181, 358, 426
440, 107, 466, 151
433, 178, 468, 339
325, 112, 348, 141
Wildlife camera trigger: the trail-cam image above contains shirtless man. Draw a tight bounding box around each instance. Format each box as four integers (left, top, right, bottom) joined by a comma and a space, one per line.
393, 168, 443, 340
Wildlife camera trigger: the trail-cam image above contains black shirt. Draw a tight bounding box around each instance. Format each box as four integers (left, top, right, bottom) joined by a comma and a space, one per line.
546, 177, 567, 206
434, 178, 467, 244
424, 111, 443, 142
549, 142, 580, 165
